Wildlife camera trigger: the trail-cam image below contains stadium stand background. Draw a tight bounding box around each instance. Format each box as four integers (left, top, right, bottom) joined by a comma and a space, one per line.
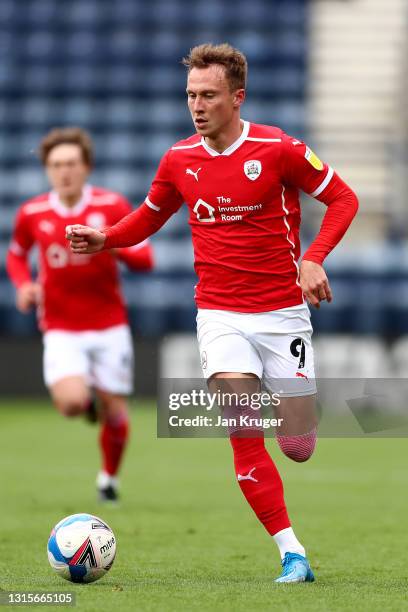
0, 0, 407, 392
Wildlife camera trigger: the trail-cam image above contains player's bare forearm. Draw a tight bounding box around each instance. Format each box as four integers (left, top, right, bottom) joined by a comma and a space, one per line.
66, 225, 106, 254
299, 260, 332, 309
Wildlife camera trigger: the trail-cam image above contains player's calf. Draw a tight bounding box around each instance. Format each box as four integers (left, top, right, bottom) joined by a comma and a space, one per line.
273, 395, 318, 462
276, 427, 317, 462
96, 394, 130, 502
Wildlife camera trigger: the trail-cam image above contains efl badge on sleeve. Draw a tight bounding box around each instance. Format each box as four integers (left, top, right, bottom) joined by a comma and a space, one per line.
304, 147, 324, 171
244, 160, 262, 181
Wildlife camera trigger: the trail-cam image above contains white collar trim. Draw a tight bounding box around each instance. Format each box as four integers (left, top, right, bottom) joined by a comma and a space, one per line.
50, 184, 92, 217
201, 120, 250, 157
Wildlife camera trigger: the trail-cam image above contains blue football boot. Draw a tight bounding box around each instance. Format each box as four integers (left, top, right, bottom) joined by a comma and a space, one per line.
275, 552, 315, 583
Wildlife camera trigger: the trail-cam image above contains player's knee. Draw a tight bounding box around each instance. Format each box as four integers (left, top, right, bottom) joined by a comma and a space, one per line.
276, 429, 317, 462
55, 398, 88, 418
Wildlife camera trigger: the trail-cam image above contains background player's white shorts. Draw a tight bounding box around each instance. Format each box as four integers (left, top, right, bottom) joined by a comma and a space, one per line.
43, 324, 134, 395
197, 304, 316, 396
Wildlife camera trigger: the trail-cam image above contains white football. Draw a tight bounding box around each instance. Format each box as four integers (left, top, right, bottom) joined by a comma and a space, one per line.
47, 513, 116, 583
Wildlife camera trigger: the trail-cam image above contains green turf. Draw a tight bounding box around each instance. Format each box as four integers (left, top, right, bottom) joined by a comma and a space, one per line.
0, 399, 407, 611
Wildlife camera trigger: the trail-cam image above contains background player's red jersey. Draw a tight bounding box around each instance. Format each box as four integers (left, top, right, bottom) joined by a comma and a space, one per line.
7, 185, 153, 331
105, 122, 358, 312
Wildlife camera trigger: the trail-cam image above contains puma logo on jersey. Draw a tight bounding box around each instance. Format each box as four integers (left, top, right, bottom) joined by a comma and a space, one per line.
296, 372, 309, 382
39, 220, 55, 235
237, 467, 258, 483
186, 168, 202, 182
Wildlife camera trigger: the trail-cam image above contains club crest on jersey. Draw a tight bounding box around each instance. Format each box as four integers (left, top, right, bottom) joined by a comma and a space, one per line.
244, 160, 262, 181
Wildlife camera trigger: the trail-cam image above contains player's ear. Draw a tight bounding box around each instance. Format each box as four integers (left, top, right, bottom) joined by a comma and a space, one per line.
233, 89, 246, 108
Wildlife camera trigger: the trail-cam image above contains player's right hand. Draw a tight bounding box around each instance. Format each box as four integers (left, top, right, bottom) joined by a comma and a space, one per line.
16, 281, 42, 313
65, 224, 106, 254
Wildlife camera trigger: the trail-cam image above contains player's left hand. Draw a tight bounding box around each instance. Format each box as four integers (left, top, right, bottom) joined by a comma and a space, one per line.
299, 260, 332, 309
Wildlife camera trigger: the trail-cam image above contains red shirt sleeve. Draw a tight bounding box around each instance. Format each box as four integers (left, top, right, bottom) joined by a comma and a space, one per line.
280, 134, 333, 196
280, 134, 358, 265
104, 151, 184, 249
106, 195, 154, 270
115, 240, 154, 271
6, 207, 35, 287
302, 173, 359, 264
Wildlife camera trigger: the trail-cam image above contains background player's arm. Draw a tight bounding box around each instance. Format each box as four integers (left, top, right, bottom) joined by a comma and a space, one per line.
112, 241, 154, 271
6, 209, 42, 313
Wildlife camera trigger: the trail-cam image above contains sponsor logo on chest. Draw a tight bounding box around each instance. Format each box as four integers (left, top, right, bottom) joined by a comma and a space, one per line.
193, 196, 263, 223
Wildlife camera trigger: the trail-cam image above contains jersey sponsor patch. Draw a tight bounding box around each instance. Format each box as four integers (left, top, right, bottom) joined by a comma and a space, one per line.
244, 160, 262, 181
304, 147, 323, 171
193, 199, 215, 223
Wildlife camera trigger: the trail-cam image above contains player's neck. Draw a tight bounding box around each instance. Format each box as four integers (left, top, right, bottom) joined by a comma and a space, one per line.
204, 118, 244, 154
57, 190, 83, 208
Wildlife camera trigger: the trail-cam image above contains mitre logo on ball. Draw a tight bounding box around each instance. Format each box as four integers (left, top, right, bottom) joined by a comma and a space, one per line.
244, 160, 262, 181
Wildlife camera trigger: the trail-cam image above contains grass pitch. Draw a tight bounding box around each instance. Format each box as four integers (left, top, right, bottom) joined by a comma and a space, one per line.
0, 399, 407, 611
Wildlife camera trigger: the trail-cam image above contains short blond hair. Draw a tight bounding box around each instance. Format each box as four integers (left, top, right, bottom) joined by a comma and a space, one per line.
182, 43, 247, 91
39, 127, 94, 167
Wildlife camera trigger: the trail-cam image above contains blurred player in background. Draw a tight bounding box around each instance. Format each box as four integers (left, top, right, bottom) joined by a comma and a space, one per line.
66, 44, 358, 581
7, 127, 154, 503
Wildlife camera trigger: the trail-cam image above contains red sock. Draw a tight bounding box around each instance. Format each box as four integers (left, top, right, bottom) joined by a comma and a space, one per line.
230, 433, 290, 535
99, 410, 130, 476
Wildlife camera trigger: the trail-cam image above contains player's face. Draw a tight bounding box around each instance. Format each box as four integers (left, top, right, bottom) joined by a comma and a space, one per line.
186, 66, 244, 139
45, 144, 90, 203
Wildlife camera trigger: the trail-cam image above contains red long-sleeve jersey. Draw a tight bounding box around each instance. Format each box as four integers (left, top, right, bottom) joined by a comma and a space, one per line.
7, 185, 154, 331
103, 122, 358, 312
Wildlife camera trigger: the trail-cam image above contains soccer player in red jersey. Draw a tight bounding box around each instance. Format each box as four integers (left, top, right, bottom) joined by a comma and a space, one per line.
66, 45, 358, 580
7, 127, 154, 503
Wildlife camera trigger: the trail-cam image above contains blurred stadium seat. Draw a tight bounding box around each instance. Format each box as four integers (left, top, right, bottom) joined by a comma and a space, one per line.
0, 0, 309, 337
1, 0, 406, 382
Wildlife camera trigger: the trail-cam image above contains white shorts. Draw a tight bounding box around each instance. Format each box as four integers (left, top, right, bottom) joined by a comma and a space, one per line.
43, 324, 134, 395
196, 305, 316, 396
